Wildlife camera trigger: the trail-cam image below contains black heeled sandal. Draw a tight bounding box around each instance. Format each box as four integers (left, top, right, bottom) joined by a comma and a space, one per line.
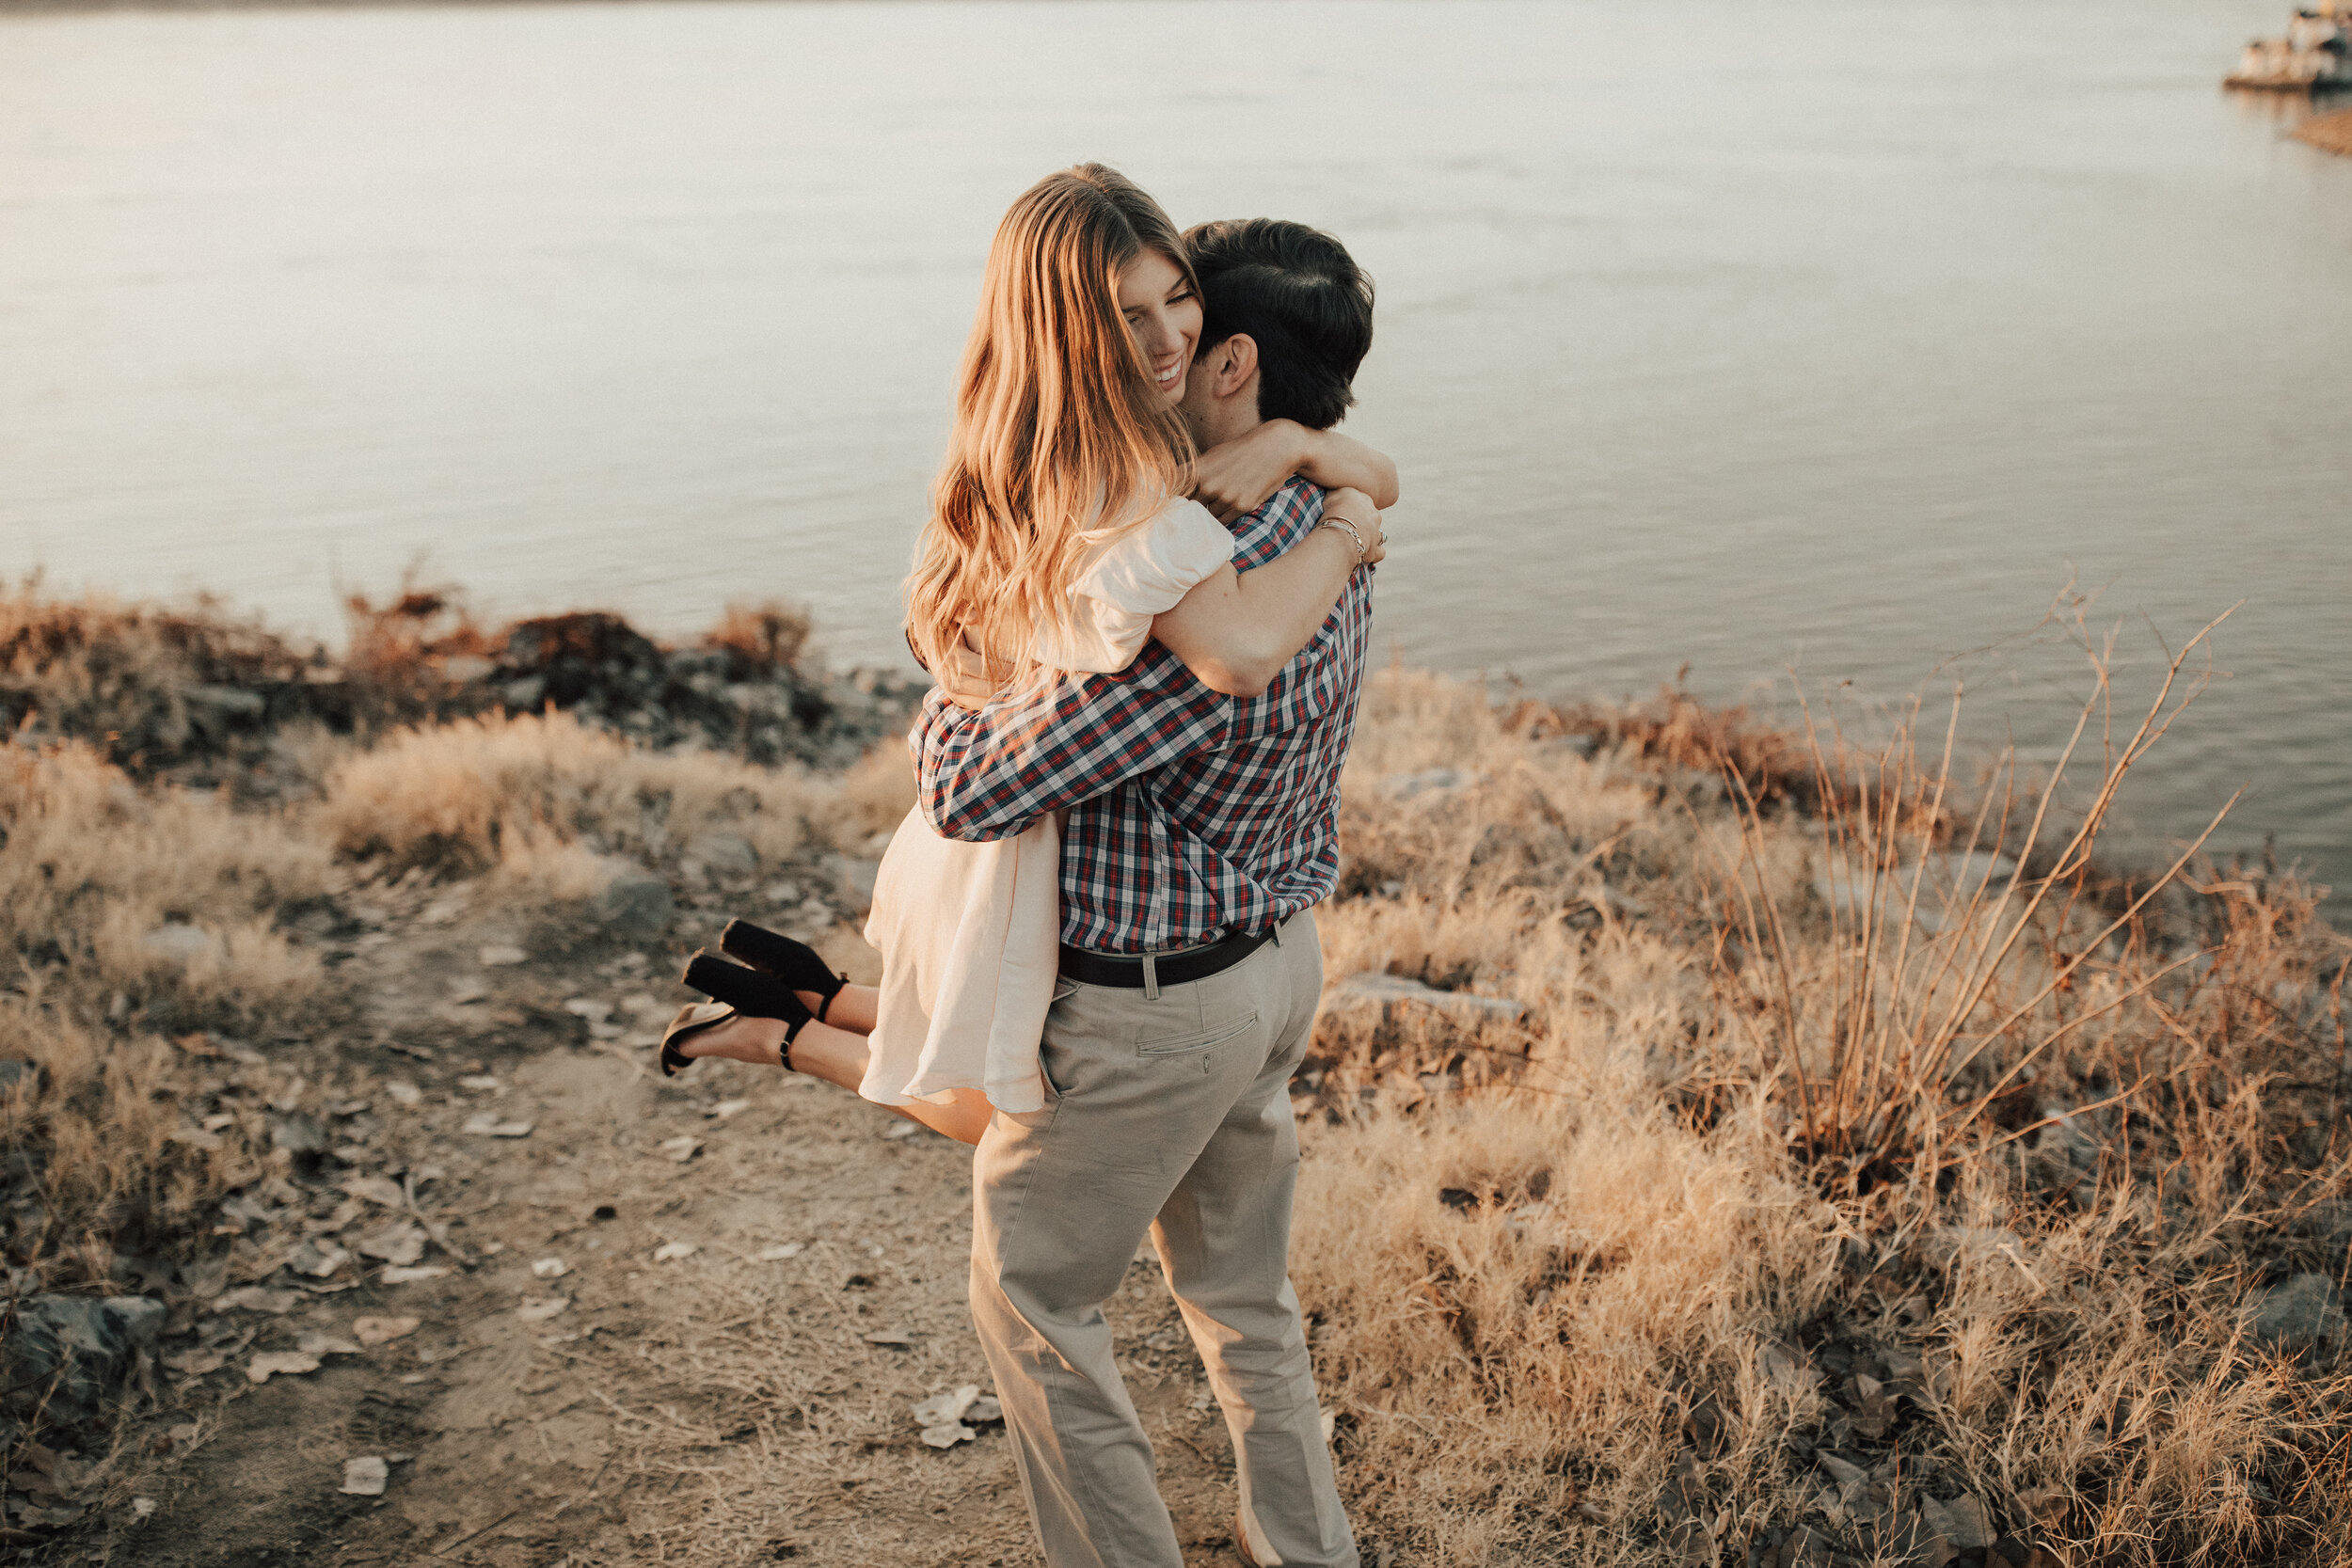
719, 918, 848, 1022
660, 951, 815, 1078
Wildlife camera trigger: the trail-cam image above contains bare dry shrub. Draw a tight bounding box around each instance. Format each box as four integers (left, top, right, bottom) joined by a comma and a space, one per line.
0, 579, 322, 768
341, 576, 502, 727
313, 708, 823, 890
702, 601, 813, 676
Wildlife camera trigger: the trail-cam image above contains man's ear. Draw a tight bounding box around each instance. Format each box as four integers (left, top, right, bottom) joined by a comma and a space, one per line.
1214, 334, 1259, 399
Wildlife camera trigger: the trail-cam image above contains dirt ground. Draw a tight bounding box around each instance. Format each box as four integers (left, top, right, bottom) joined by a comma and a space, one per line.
96, 880, 1278, 1568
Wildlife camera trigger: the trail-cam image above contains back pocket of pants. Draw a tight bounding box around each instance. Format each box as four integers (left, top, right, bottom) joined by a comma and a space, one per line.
1136, 1012, 1259, 1057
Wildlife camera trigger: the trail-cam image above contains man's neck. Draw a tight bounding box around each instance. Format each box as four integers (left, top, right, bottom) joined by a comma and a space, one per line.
1190, 401, 1263, 453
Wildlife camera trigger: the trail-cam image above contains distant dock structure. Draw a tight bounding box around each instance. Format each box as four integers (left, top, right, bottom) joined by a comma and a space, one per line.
2227, 3, 2350, 91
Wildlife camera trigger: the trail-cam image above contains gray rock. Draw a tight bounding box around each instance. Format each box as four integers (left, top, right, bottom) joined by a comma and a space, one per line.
500, 674, 546, 711
689, 831, 758, 876
270, 1113, 328, 1157
140, 923, 222, 966
1917, 1493, 1994, 1552
183, 684, 267, 721
2, 1294, 166, 1426
1377, 767, 1477, 802
2251, 1273, 2346, 1355
1325, 972, 1528, 1027
597, 872, 673, 937
0, 1058, 28, 1093
2302, 1199, 2352, 1254
826, 854, 881, 913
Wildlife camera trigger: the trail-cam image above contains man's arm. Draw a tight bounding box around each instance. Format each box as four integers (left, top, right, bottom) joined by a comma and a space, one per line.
913, 647, 1232, 841
916, 477, 1338, 841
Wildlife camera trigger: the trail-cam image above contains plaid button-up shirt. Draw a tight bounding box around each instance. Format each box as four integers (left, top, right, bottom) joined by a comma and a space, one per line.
911, 477, 1373, 954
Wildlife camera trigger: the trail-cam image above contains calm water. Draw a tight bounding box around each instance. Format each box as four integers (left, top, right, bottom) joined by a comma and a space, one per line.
3, 0, 2347, 904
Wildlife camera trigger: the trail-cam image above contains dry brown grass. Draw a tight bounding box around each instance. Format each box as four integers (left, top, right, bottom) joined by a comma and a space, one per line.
1291, 652, 2352, 1567
5, 587, 2346, 1568
313, 708, 825, 891
0, 741, 326, 1267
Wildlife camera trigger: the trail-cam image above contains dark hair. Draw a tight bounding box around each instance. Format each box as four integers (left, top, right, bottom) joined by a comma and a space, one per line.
1181, 218, 1374, 431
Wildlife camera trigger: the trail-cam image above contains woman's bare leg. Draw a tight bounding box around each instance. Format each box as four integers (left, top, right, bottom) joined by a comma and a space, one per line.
672, 1008, 991, 1146
803, 983, 879, 1035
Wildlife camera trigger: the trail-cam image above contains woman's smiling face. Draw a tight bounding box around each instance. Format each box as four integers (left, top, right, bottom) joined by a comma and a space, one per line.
1117, 248, 1201, 404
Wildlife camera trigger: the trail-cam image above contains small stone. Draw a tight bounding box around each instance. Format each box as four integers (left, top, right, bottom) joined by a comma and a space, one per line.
386, 1081, 422, 1107
532, 1258, 569, 1279
246, 1351, 322, 1384
1817, 1451, 1867, 1487
351, 1316, 420, 1347
659, 1135, 702, 1163
270, 1114, 329, 1157
342, 1176, 407, 1210
912, 1385, 980, 1427
379, 1265, 450, 1285
339, 1456, 389, 1497
286, 1239, 350, 1279
690, 831, 758, 876
516, 1296, 570, 1323
356, 1223, 427, 1267
709, 1099, 753, 1119
478, 943, 527, 967
1325, 971, 1528, 1027
460, 1112, 533, 1138
296, 1331, 363, 1357
215, 1287, 302, 1314
652, 1242, 697, 1263
756, 1243, 804, 1261
141, 923, 223, 966
1921, 1493, 1994, 1552
598, 873, 673, 937
919, 1422, 975, 1449
132, 1497, 158, 1518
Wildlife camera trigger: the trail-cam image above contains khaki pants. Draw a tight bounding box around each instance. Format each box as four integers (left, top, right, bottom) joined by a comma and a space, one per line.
969, 912, 1357, 1568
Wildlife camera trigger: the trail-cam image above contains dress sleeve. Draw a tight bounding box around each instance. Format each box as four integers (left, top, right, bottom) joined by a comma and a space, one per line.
1030, 499, 1235, 674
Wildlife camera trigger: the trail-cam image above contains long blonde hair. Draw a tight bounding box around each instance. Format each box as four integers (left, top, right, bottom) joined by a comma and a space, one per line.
905, 164, 1198, 690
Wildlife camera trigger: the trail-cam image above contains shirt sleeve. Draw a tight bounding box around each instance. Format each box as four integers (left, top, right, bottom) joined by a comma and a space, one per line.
913, 643, 1232, 842
914, 479, 1326, 843
1031, 499, 1236, 674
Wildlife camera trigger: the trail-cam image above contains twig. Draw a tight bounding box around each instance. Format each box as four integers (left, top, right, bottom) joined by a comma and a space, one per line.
432, 1505, 523, 1557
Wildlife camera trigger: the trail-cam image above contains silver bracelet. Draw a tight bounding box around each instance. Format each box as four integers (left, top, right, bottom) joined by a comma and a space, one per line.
1317, 515, 1368, 561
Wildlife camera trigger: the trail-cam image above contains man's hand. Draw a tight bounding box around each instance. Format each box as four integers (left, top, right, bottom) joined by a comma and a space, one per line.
1191, 420, 1309, 523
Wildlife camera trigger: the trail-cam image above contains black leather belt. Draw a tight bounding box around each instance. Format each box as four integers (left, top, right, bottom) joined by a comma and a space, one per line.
1057, 927, 1272, 990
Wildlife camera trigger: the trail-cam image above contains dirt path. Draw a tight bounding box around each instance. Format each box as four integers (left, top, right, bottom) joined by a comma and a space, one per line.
118, 891, 1259, 1568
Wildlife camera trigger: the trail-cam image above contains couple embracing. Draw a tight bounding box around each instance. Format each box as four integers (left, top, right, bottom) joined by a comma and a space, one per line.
663, 164, 1392, 1568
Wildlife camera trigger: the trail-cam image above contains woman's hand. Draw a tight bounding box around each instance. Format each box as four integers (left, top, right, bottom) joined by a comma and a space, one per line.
1192, 420, 1402, 524
1321, 487, 1387, 566
934, 640, 998, 712
1191, 420, 1308, 523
